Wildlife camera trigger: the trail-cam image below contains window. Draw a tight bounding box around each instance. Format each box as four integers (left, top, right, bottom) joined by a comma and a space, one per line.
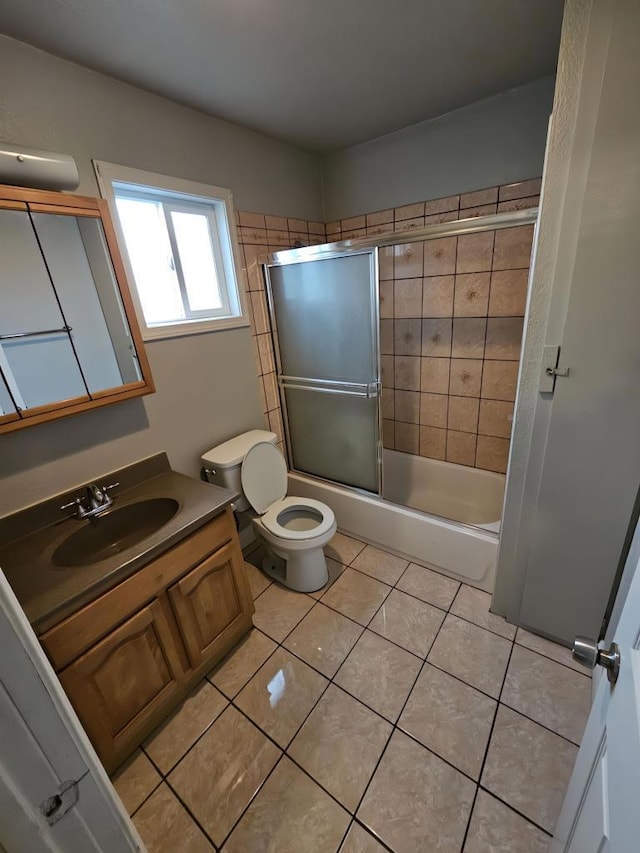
94, 162, 247, 339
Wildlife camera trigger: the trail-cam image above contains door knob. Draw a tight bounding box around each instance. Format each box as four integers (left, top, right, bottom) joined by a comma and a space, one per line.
573, 636, 620, 684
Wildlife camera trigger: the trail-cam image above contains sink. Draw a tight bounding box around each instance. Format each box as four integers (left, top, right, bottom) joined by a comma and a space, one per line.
52, 498, 180, 568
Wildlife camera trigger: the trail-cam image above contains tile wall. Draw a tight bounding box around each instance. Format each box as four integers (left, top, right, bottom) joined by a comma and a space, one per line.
236, 177, 540, 476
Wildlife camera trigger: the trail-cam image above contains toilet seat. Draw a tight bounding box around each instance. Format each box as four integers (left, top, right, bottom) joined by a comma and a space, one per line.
241, 442, 335, 542
261, 496, 335, 541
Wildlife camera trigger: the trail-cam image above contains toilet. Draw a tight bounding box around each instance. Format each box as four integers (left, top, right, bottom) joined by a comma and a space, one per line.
201, 430, 336, 592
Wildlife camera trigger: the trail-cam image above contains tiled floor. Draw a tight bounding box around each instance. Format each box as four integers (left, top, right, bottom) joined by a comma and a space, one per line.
112, 533, 591, 852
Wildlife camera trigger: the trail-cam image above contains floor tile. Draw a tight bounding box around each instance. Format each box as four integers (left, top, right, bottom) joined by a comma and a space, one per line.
321, 567, 391, 626
358, 730, 476, 853
482, 705, 578, 833
399, 664, 496, 780
428, 614, 512, 698
309, 556, 347, 599
133, 783, 214, 852
169, 705, 280, 846
222, 756, 350, 853
144, 681, 227, 774
396, 562, 460, 609
501, 645, 591, 744
289, 684, 392, 812
451, 584, 516, 640
111, 749, 160, 815
235, 647, 328, 747
283, 603, 363, 677
464, 789, 550, 852
326, 531, 366, 564
516, 627, 592, 676
252, 583, 314, 641
334, 630, 421, 722
209, 628, 277, 698
351, 544, 408, 585
369, 588, 444, 657
340, 823, 388, 852
242, 559, 272, 599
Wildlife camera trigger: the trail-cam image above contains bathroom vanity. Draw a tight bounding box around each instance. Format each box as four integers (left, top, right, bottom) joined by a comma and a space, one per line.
0, 454, 254, 772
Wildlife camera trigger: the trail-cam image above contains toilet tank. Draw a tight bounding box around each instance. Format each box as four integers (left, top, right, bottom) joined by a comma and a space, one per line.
201, 429, 277, 511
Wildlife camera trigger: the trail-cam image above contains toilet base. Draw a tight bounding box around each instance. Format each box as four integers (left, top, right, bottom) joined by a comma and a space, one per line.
260, 543, 329, 593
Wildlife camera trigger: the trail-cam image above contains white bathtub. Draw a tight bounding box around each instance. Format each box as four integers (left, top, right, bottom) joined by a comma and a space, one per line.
289, 451, 505, 591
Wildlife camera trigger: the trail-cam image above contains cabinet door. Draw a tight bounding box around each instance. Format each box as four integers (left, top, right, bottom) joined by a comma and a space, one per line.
168, 540, 254, 669
59, 599, 185, 771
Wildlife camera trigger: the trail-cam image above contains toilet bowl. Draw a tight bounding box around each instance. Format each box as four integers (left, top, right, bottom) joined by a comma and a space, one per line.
201, 430, 336, 593
241, 442, 336, 592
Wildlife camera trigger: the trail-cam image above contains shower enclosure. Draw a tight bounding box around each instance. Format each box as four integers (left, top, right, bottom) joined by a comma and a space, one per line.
263, 208, 537, 587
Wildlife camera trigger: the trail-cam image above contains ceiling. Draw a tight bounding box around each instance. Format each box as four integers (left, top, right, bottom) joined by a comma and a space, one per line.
0, 0, 564, 153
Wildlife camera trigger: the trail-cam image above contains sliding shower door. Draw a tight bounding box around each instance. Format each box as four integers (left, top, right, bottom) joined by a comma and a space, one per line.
265, 249, 381, 494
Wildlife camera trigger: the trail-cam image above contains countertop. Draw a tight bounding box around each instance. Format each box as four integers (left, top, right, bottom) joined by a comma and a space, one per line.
0, 455, 236, 634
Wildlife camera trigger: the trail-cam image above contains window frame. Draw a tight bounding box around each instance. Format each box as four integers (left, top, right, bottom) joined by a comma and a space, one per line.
94, 161, 249, 340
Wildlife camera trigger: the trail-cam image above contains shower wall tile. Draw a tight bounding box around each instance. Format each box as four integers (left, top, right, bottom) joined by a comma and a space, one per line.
421, 358, 450, 395
476, 435, 510, 474
498, 195, 540, 213
383, 419, 395, 449
451, 318, 487, 359
446, 430, 477, 466
395, 390, 420, 423
395, 202, 425, 221
394, 243, 424, 279
478, 400, 514, 439
423, 275, 455, 317
448, 396, 479, 434
424, 195, 459, 215
485, 317, 524, 361
394, 319, 422, 356
481, 360, 519, 402
394, 356, 421, 391
488, 269, 529, 316
421, 318, 452, 357
493, 225, 535, 270
423, 237, 457, 277
449, 359, 482, 398
459, 203, 498, 219
379, 246, 395, 280
456, 231, 495, 273
460, 187, 498, 208
498, 178, 542, 201
379, 281, 394, 318
367, 209, 394, 227
453, 273, 491, 317
394, 280, 423, 317
419, 426, 446, 460
420, 393, 448, 429
395, 422, 419, 454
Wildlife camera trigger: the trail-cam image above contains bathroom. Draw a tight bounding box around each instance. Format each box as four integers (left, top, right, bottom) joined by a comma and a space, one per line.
1, 1, 640, 851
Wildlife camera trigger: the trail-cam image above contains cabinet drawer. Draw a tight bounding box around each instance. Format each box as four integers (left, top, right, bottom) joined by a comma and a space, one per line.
59, 599, 185, 772
42, 509, 234, 670
168, 539, 253, 669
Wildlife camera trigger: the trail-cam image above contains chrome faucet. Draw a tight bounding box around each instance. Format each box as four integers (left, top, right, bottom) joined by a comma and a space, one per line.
60, 482, 119, 520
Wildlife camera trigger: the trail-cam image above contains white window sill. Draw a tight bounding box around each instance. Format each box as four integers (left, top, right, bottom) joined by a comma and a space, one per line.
141, 315, 251, 341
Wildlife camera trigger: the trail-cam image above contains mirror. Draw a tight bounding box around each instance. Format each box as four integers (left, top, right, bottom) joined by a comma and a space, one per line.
0, 188, 153, 430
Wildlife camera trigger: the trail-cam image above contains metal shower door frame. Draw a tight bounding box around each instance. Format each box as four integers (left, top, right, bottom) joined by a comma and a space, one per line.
263, 245, 383, 497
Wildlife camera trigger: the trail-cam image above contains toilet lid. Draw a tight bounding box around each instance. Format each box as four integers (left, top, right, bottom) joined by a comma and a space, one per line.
241, 441, 288, 514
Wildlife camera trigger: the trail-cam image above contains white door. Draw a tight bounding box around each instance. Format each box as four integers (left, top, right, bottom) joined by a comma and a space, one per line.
0, 572, 143, 853
551, 518, 640, 851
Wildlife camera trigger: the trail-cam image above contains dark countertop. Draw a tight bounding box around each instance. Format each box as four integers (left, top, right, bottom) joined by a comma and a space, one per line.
0, 454, 237, 634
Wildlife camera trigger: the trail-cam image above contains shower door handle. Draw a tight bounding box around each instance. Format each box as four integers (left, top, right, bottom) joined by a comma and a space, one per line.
279, 376, 380, 398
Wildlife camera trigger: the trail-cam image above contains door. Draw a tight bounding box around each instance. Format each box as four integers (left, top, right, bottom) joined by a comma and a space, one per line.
59, 599, 185, 771
265, 249, 381, 494
551, 517, 640, 851
168, 539, 253, 669
509, 0, 640, 643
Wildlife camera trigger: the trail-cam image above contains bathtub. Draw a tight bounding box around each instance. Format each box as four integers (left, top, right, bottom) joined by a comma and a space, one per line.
288, 450, 506, 591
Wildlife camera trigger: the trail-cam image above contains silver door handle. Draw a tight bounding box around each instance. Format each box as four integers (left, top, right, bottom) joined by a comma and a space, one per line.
573, 636, 620, 684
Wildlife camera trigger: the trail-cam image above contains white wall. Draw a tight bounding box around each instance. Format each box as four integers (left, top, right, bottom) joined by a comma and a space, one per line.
0, 36, 323, 515
321, 77, 555, 221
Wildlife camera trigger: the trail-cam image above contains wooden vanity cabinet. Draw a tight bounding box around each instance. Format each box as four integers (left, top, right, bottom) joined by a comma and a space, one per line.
40, 507, 254, 772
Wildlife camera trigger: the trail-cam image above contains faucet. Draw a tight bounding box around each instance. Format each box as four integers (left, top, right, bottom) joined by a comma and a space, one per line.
60, 482, 119, 520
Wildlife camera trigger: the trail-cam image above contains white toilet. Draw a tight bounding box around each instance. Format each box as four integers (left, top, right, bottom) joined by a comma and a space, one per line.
201, 430, 336, 592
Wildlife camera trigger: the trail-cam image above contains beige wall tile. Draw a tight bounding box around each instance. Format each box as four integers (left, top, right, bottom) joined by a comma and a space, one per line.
452, 318, 487, 358
395, 421, 419, 454
493, 225, 535, 270
367, 222, 394, 237
420, 393, 448, 428
381, 355, 394, 387
378, 246, 394, 280
446, 430, 477, 466
498, 178, 542, 201
394, 356, 421, 391
454, 272, 491, 316
481, 359, 519, 401
498, 195, 540, 212
257, 333, 275, 375
367, 208, 394, 227
379, 280, 394, 318
478, 399, 514, 438
394, 242, 424, 278
381, 386, 394, 417
421, 318, 452, 357
395, 202, 425, 220
459, 203, 497, 218
239, 211, 266, 229
485, 317, 524, 360
380, 319, 395, 354
476, 435, 510, 473
424, 195, 460, 215
422, 275, 455, 317
263, 371, 278, 411
421, 357, 450, 394
425, 209, 459, 225
308, 220, 326, 235
459, 187, 499, 208
394, 279, 423, 317
456, 231, 495, 273
449, 358, 482, 397
240, 226, 268, 245
267, 231, 292, 249
325, 220, 340, 234
268, 407, 285, 443
287, 217, 309, 232
489, 269, 529, 316
264, 214, 288, 231
395, 390, 420, 423
382, 418, 394, 449
423, 237, 456, 276
447, 396, 479, 433
419, 425, 446, 460
342, 227, 366, 239
341, 215, 365, 230
395, 216, 424, 231
250, 290, 269, 334
394, 319, 422, 355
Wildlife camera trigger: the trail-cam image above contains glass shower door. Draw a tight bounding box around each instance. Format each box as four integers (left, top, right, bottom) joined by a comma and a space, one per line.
265, 250, 381, 494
